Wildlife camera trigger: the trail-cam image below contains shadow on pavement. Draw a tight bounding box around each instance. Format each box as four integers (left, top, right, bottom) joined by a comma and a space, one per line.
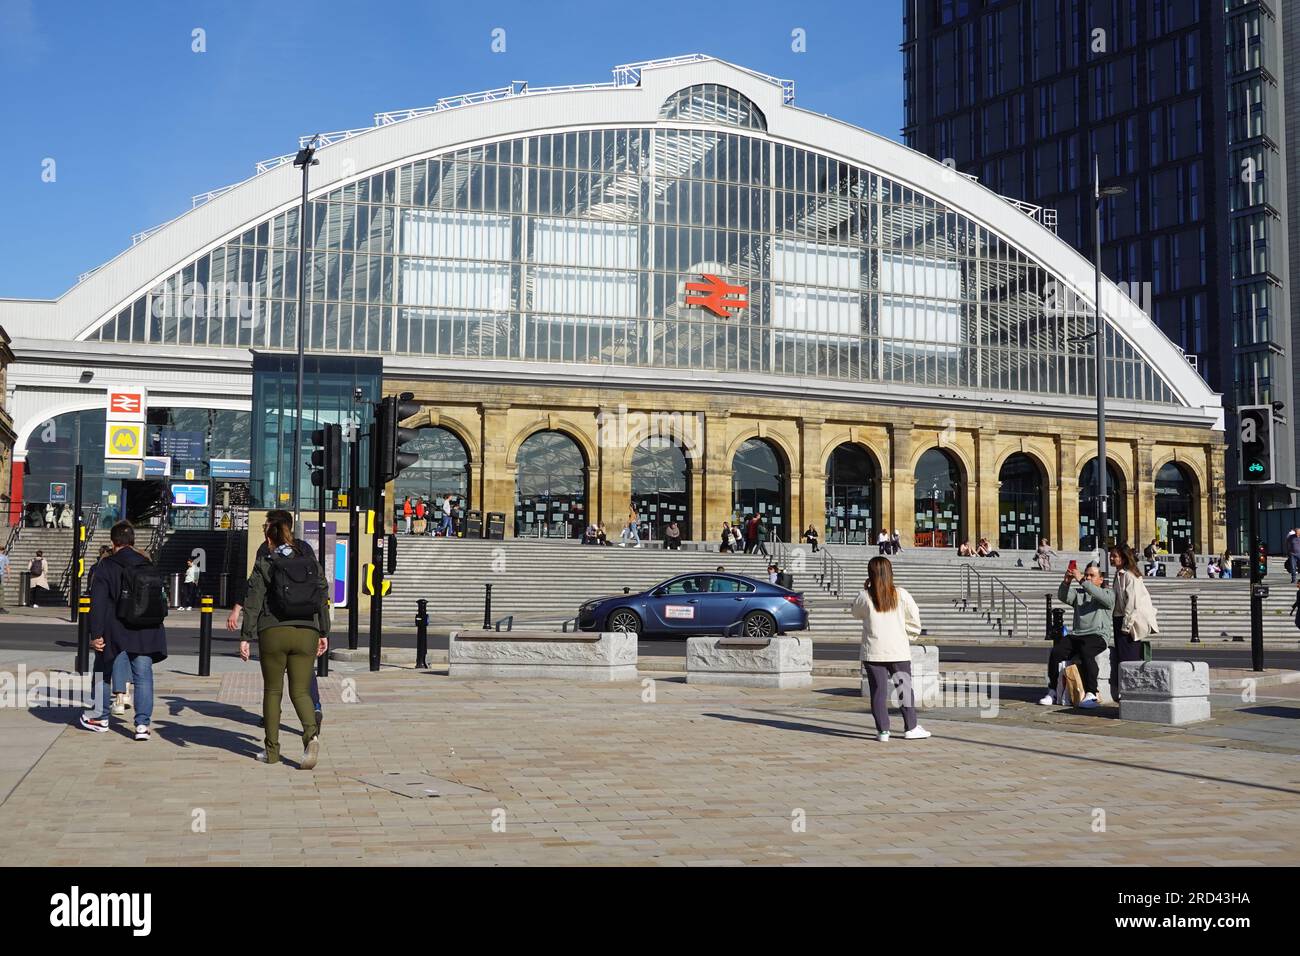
703, 711, 874, 740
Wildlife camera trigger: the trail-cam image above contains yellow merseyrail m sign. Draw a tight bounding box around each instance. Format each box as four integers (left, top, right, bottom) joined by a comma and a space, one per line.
104, 422, 144, 459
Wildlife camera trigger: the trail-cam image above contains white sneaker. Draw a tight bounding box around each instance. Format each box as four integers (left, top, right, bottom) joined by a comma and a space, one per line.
876, 731, 890, 742
618, 542, 627, 548
1079, 693, 1100, 709
903, 726, 932, 740
110, 694, 127, 717
134, 725, 150, 741
1038, 691, 1056, 706
634, 543, 642, 548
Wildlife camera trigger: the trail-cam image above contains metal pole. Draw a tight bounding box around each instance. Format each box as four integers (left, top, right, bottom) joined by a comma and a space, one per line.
1093, 153, 1108, 551
75, 595, 90, 673
483, 582, 493, 630
347, 428, 360, 651
198, 595, 213, 676
1190, 594, 1200, 643
415, 598, 428, 669
291, 145, 314, 526
316, 464, 327, 681
1249, 484, 1264, 671
368, 406, 386, 673
69, 464, 83, 623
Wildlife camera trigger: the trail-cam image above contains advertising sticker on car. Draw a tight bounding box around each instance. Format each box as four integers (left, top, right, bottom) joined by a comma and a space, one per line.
664, 605, 695, 620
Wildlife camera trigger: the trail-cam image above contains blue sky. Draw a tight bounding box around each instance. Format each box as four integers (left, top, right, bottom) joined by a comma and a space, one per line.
0, 0, 904, 299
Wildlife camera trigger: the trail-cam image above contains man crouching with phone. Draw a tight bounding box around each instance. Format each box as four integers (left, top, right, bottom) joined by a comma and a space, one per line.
1041, 560, 1114, 708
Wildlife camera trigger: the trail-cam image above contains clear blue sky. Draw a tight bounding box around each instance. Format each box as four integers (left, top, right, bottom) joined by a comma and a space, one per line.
0, 0, 904, 299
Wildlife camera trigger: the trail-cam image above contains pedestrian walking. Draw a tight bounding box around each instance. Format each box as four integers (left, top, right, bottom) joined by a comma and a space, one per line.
619, 506, 642, 548
1286, 528, 1300, 584
1042, 561, 1113, 708
227, 510, 325, 729
27, 550, 50, 605
440, 494, 453, 537
850, 556, 930, 741
753, 515, 770, 558
182, 557, 201, 611
239, 516, 329, 768
78, 522, 168, 739
720, 521, 733, 553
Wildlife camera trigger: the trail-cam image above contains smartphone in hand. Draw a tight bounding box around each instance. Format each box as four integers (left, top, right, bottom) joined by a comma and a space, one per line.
1067, 559, 1078, 573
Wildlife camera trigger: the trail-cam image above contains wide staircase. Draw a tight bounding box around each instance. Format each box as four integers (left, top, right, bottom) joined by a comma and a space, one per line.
382, 537, 1299, 644
3, 526, 76, 607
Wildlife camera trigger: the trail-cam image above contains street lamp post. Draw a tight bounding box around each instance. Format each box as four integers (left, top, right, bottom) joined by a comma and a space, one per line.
1091, 153, 1127, 554
290, 137, 320, 524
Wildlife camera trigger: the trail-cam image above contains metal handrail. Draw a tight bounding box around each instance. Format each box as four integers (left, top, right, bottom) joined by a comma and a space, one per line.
494, 614, 514, 632
55, 503, 102, 597
818, 547, 846, 597
957, 563, 1031, 638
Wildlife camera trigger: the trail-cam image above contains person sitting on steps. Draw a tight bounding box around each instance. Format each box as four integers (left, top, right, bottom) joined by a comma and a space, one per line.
1041, 561, 1113, 709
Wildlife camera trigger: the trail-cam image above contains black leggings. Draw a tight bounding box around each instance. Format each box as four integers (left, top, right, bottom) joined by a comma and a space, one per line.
1047, 633, 1107, 694
863, 660, 918, 733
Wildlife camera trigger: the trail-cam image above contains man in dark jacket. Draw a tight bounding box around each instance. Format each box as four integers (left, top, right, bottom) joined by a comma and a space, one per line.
81, 521, 167, 740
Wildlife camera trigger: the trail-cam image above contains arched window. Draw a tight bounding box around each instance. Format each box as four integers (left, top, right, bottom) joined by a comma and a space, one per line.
914, 449, 963, 548
514, 431, 587, 538
732, 439, 787, 541
824, 444, 879, 545
999, 453, 1047, 550
632, 437, 690, 538
1155, 462, 1197, 554
1079, 458, 1126, 550
659, 84, 767, 130
394, 427, 470, 533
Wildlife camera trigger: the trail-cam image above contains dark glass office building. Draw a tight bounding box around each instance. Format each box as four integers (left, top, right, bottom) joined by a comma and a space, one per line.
903, 0, 1300, 547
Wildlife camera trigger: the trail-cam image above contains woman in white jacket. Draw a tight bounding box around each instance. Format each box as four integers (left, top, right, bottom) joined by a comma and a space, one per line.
1108, 545, 1159, 697
850, 556, 931, 742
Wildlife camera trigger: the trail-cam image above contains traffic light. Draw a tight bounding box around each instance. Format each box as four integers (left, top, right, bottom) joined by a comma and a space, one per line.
310, 423, 342, 490
376, 392, 421, 483
1238, 405, 1274, 484
1253, 537, 1268, 581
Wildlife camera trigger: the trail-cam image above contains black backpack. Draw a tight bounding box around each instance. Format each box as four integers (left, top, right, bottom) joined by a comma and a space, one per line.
114, 552, 168, 628
30, 558, 43, 577
267, 550, 323, 620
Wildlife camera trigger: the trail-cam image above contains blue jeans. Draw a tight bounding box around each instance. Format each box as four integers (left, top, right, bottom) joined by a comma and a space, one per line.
111, 651, 131, 695
125, 654, 154, 726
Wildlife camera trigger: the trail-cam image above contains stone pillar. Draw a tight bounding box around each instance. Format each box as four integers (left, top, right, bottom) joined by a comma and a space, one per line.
1135, 440, 1156, 551
1056, 435, 1078, 550
702, 410, 732, 539
975, 428, 999, 545
1204, 443, 1224, 555
797, 417, 824, 544
596, 404, 625, 534
889, 423, 915, 547
479, 402, 513, 534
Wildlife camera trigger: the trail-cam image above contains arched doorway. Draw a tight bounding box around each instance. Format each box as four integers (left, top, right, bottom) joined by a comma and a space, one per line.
1079, 458, 1126, 550
914, 448, 963, 548
1155, 462, 1197, 554
999, 453, 1047, 550
824, 443, 879, 545
514, 430, 587, 538
394, 427, 470, 534
732, 438, 787, 542
632, 437, 690, 540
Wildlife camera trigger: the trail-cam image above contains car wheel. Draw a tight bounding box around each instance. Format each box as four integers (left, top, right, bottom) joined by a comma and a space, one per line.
607, 609, 642, 634
742, 610, 776, 638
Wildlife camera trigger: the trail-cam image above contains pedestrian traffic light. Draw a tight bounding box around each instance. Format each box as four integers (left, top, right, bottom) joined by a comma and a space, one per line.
310, 423, 342, 490
1238, 405, 1274, 485
1254, 538, 1268, 581
376, 393, 421, 483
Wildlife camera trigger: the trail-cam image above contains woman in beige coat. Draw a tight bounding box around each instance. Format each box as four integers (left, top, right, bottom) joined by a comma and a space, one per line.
850, 556, 931, 742
1109, 545, 1159, 696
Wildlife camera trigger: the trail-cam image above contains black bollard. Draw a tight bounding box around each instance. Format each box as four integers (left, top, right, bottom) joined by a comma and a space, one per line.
198, 595, 213, 676
1049, 607, 1065, 642
1189, 594, 1200, 643
75, 595, 91, 672
482, 582, 492, 630
415, 598, 428, 669
1043, 594, 1052, 640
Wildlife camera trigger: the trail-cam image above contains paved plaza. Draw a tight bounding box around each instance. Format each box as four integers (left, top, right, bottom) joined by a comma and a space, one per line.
1, 648, 1298, 867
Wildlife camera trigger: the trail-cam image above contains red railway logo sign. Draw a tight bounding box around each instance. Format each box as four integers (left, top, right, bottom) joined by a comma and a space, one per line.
685, 274, 748, 318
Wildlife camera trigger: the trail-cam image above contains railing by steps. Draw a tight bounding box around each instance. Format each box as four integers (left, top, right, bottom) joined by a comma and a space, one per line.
55, 503, 101, 598
955, 563, 1031, 639
4, 518, 20, 556
817, 547, 847, 597
144, 504, 170, 560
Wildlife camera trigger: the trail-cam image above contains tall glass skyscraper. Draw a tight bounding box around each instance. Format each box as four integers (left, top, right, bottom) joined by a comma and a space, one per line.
904, 0, 1300, 547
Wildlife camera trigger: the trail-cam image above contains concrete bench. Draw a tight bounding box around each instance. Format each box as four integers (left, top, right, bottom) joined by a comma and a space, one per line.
1119, 660, 1210, 724
448, 629, 637, 681
858, 645, 940, 708
686, 635, 812, 688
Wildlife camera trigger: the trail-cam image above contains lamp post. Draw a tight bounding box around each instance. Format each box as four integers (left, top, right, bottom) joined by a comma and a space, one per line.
1091, 153, 1127, 553
290, 137, 320, 524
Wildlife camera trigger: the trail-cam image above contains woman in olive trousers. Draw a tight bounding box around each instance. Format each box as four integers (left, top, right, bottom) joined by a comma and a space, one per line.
239, 518, 330, 768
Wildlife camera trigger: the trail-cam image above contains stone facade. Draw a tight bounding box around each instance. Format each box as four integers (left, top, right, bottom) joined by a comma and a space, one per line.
384, 376, 1227, 551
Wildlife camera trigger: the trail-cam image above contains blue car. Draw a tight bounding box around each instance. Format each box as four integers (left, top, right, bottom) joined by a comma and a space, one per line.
577, 572, 808, 638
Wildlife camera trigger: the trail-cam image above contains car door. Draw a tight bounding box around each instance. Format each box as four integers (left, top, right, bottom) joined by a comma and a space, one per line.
697, 576, 755, 631
646, 576, 710, 632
